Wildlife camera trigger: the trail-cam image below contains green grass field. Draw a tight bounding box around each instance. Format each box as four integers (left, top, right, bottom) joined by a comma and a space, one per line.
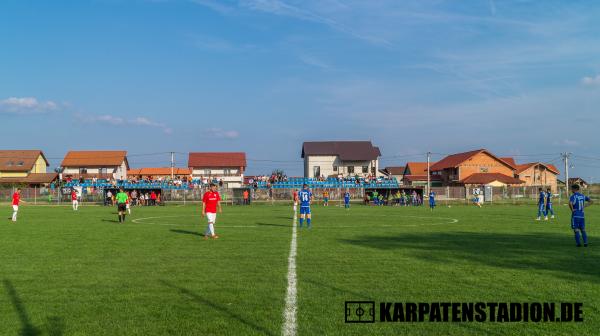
0, 203, 598, 335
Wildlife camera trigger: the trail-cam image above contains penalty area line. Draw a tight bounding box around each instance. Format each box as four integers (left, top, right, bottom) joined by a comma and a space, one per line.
282, 211, 298, 336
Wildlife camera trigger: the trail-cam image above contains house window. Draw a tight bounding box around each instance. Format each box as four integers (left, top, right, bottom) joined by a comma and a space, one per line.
204, 169, 211, 176
347, 166, 354, 174
224, 168, 231, 176
362, 166, 369, 174
480, 167, 489, 173
313, 166, 321, 177
79, 168, 88, 174
100, 168, 108, 174
333, 166, 338, 172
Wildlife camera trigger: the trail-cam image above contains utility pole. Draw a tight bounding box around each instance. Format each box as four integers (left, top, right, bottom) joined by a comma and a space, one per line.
426, 151, 431, 196
562, 152, 571, 199
170, 152, 175, 180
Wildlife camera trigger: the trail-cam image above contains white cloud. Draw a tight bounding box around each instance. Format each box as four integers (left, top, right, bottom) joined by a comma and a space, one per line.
582, 74, 600, 86
76, 114, 172, 134
0, 97, 59, 114
205, 128, 240, 139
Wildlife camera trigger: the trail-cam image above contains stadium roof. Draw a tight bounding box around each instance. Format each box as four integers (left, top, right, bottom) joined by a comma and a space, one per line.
430, 149, 516, 171
0, 173, 58, 184
61, 151, 128, 167
460, 173, 524, 185
0, 150, 48, 172
515, 162, 560, 175
301, 141, 381, 161
188, 152, 247, 168
128, 168, 192, 176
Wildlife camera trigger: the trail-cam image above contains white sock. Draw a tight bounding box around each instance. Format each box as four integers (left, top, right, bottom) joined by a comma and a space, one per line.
12, 212, 17, 221
209, 223, 215, 236
128, 209, 131, 214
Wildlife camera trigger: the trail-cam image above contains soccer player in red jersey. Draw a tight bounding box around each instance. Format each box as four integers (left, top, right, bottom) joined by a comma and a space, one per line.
11, 188, 25, 222
202, 183, 222, 239
293, 189, 299, 212
71, 189, 79, 211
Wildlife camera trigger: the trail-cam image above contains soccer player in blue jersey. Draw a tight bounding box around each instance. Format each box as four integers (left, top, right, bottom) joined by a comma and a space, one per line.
429, 190, 436, 210
569, 184, 593, 247
544, 188, 555, 220
298, 184, 312, 228
344, 190, 351, 209
536, 187, 546, 221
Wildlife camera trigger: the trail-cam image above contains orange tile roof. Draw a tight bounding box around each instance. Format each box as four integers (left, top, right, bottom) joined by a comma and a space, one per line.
128, 168, 192, 176
0, 173, 58, 184
500, 157, 517, 168
61, 151, 128, 167
461, 173, 524, 185
515, 162, 560, 175
0, 150, 48, 172
188, 152, 246, 168
431, 149, 515, 171
404, 162, 433, 175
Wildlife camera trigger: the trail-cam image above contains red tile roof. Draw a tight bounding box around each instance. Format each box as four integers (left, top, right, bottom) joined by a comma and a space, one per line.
61, 151, 128, 167
128, 168, 192, 176
0, 150, 48, 172
301, 141, 381, 161
461, 173, 524, 185
430, 149, 515, 171
515, 162, 560, 175
188, 152, 247, 168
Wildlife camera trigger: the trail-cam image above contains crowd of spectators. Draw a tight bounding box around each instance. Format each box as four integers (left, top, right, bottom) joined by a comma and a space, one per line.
365, 190, 423, 206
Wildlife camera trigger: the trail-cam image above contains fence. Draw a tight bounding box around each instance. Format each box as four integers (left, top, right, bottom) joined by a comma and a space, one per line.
0, 184, 593, 206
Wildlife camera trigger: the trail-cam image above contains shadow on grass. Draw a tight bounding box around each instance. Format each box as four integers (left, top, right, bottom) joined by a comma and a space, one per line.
170, 229, 204, 237
340, 232, 600, 280
3, 279, 64, 336
100, 219, 120, 223
160, 280, 275, 336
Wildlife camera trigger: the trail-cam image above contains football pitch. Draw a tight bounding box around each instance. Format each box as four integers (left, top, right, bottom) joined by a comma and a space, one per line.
0, 203, 598, 335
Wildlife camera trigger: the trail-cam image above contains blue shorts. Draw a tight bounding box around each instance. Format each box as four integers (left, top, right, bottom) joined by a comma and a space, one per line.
323, 198, 328, 202
546, 203, 553, 210
344, 199, 350, 204
300, 206, 311, 215
571, 217, 585, 230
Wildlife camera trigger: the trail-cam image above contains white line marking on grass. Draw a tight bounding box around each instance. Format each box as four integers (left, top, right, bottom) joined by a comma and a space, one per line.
282, 211, 298, 336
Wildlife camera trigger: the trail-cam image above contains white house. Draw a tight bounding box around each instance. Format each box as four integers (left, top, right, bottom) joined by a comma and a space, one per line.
61, 150, 129, 180
301, 141, 382, 178
188, 152, 246, 188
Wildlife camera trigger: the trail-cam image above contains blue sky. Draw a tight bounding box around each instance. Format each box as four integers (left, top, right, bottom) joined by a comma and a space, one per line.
1, 0, 600, 179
